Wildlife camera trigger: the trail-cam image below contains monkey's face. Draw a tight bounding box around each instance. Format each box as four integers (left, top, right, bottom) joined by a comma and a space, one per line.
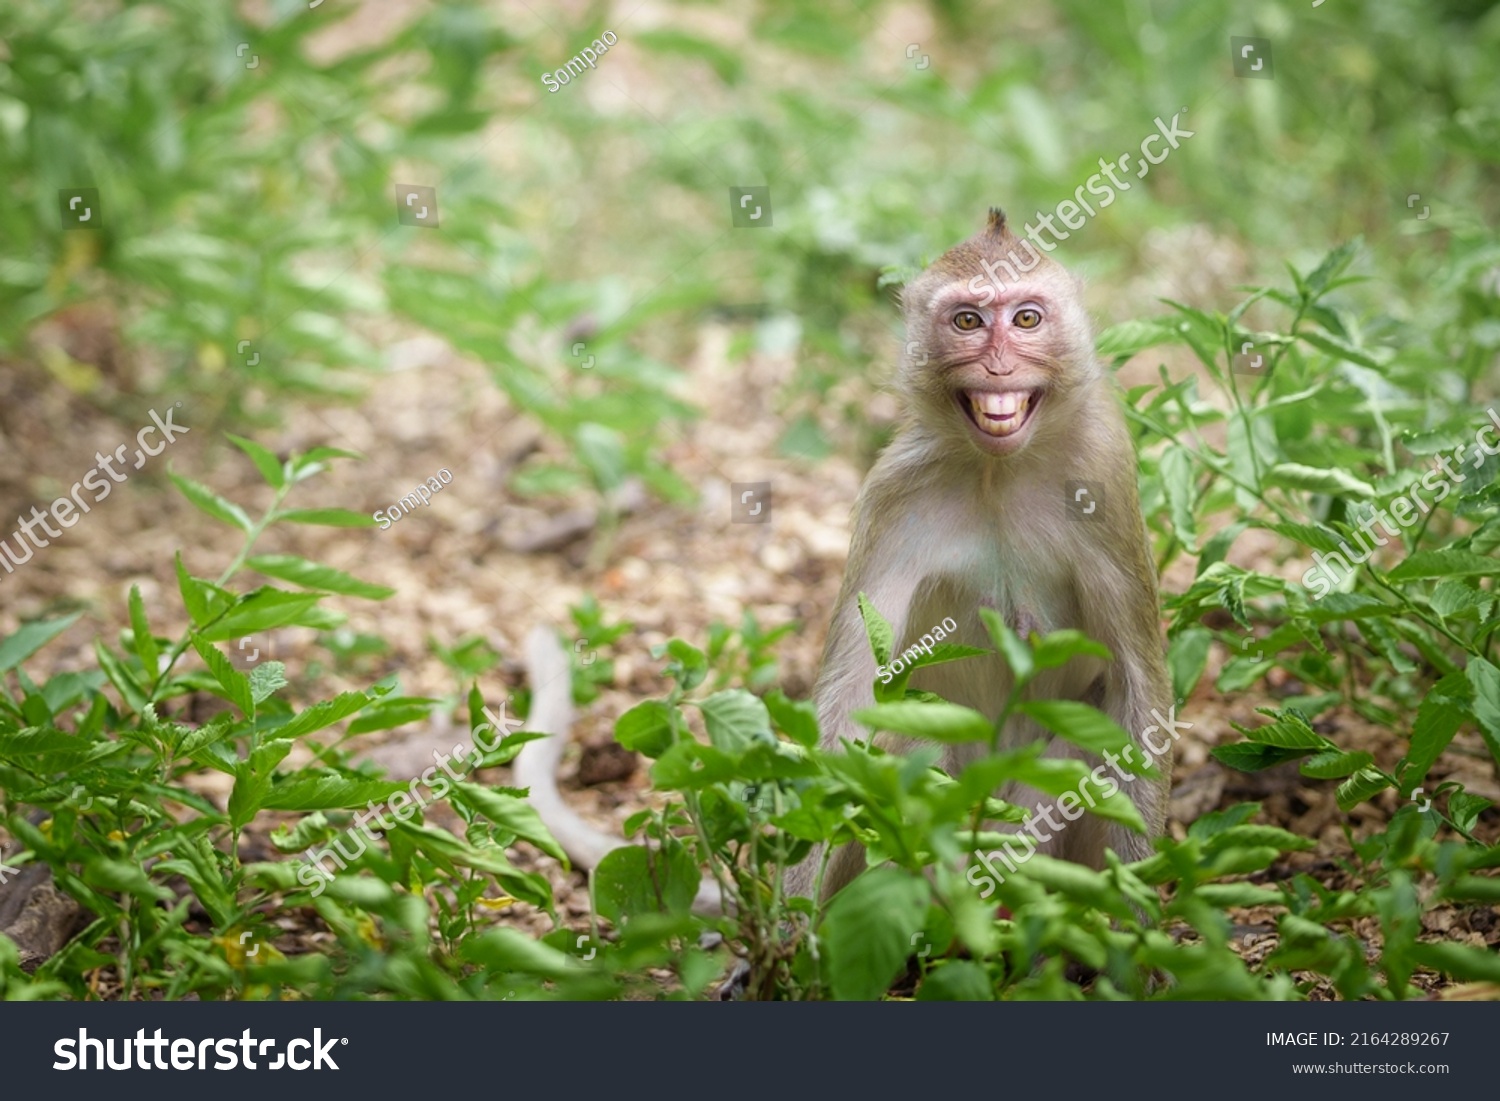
924, 284, 1060, 455
905, 272, 1092, 458
899, 210, 1098, 459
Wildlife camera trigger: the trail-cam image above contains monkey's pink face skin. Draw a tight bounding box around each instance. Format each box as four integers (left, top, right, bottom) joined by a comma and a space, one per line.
928, 290, 1057, 456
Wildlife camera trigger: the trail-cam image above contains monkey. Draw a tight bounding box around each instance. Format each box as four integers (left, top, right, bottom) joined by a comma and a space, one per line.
520, 208, 1170, 918
784, 208, 1172, 901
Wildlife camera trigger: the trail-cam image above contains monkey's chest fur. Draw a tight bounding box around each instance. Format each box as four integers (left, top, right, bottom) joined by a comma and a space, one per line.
887, 482, 1110, 746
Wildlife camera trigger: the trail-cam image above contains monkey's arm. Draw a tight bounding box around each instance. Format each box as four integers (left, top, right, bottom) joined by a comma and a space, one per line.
809, 452, 943, 753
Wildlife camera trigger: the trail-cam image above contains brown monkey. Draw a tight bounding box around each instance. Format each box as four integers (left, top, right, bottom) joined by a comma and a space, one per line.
521, 209, 1171, 915
785, 208, 1172, 901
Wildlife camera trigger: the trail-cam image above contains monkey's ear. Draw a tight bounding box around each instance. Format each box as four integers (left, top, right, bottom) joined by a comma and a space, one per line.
986, 207, 1007, 234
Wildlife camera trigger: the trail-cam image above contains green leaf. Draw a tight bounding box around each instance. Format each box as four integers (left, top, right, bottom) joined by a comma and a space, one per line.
272, 690, 380, 741
0, 612, 81, 674
1297, 328, 1384, 370
915, 960, 995, 1001
177, 718, 236, 761
126, 587, 159, 681
662, 639, 707, 690
274, 508, 378, 527
1449, 792, 1492, 834
294, 447, 363, 470
1212, 742, 1312, 772
764, 689, 819, 748
196, 590, 326, 643
1187, 802, 1261, 840
169, 472, 252, 532
594, 842, 701, 922
650, 741, 739, 789
0, 727, 106, 767
191, 637, 254, 717
394, 823, 553, 909
246, 554, 394, 600
83, 856, 172, 903
1209, 826, 1317, 855
93, 640, 148, 714
852, 701, 994, 744
696, 690, 773, 754
1002, 756, 1147, 832
452, 782, 567, 863
1465, 657, 1500, 766
1160, 444, 1198, 550
461, 927, 578, 980
269, 812, 332, 854
175, 553, 215, 625
248, 662, 288, 704
821, 868, 931, 1001
1095, 317, 1182, 361
1196, 521, 1248, 575
1299, 592, 1395, 623
1409, 942, 1500, 983
1238, 712, 1332, 750
1336, 768, 1392, 812
1299, 750, 1374, 779
857, 593, 894, 665
346, 697, 436, 736
1017, 700, 1159, 775
614, 699, 678, 758
260, 774, 410, 812
1404, 691, 1467, 791
1166, 627, 1212, 702
1028, 631, 1111, 670
226, 434, 286, 489
1266, 520, 1347, 555
979, 607, 1033, 682
1388, 550, 1500, 581
1303, 240, 1361, 295
1429, 580, 1488, 619
1263, 463, 1376, 500
229, 739, 293, 828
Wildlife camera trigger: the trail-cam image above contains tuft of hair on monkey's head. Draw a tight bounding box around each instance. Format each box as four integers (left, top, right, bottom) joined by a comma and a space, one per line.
895, 208, 1100, 461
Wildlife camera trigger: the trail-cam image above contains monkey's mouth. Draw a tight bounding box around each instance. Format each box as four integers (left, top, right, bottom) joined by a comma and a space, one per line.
961, 389, 1039, 442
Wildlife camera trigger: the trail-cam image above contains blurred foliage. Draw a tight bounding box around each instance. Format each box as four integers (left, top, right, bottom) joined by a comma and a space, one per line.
5, 0, 1496, 487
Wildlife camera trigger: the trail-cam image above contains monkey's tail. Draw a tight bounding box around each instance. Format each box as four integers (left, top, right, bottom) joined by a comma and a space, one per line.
518, 625, 723, 916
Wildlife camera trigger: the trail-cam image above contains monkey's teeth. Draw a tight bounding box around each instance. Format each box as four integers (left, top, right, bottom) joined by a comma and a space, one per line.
967, 391, 1032, 437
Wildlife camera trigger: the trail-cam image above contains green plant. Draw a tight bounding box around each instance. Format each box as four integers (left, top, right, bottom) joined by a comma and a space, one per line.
1116, 241, 1499, 829
0, 440, 561, 1000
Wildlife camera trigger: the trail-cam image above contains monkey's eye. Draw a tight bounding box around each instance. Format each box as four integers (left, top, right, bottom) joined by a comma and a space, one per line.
953, 310, 984, 332
1013, 308, 1042, 329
